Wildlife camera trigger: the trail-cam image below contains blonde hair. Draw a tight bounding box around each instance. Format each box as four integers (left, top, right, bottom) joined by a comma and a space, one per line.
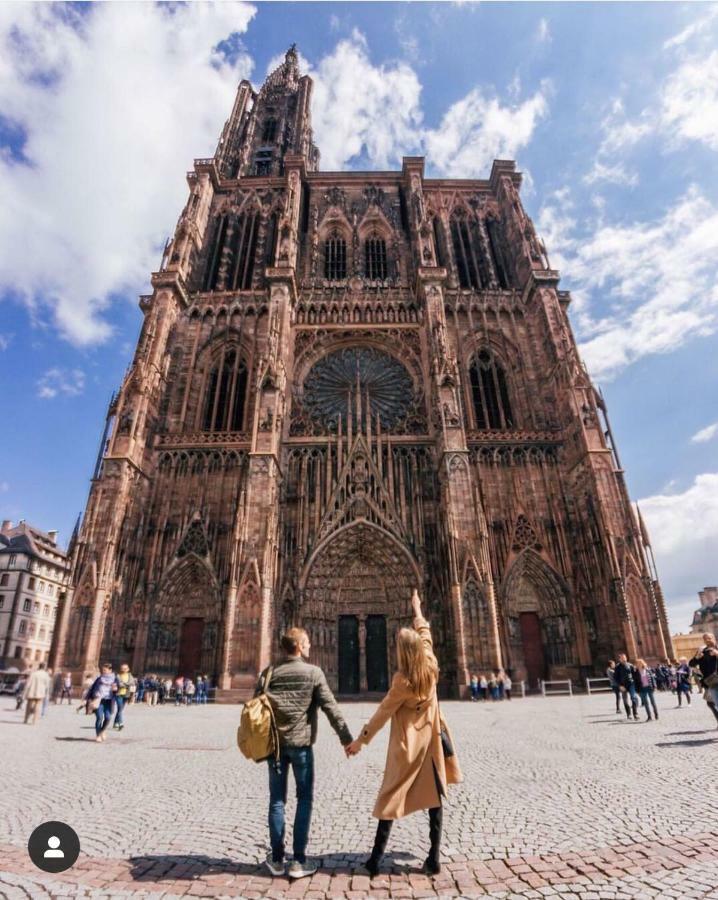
396, 627, 439, 699
636, 658, 647, 668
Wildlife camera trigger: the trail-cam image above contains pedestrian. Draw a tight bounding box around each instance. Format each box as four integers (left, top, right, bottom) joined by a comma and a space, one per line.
606, 660, 621, 713
689, 633, 718, 728
135, 676, 145, 704
504, 672, 513, 700
489, 673, 500, 701
497, 670, 506, 700
88, 662, 118, 742
346, 589, 462, 878
174, 675, 184, 706
146, 675, 159, 706
613, 653, 639, 720
14, 675, 27, 710
259, 624, 353, 879
675, 658, 692, 706
163, 677, 173, 704
195, 675, 205, 703
22, 663, 51, 725
479, 674, 488, 701
60, 672, 73, 704
113, 663, 135, 730
184, 678, 195, 705
203, 674, 211, 703
635, 659, 659, 721
52, 669, 64, 703
41, 667, 53, 717
469, 674, 479, 701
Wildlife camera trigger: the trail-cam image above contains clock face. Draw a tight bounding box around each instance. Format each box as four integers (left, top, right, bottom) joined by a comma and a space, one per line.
302, 347, 413, 431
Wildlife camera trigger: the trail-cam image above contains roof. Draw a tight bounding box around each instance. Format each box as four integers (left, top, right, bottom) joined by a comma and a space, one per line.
0, 521, 69, 563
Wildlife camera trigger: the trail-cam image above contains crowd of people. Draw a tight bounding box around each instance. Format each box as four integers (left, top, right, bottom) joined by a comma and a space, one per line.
468, 670, 512, 701
12, 662, 213, 739
606, 632, 718, 725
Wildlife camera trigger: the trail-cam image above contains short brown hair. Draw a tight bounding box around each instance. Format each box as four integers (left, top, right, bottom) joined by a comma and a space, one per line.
280, 627, 308, 655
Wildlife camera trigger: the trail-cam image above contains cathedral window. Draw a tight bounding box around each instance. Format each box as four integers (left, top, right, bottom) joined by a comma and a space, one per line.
254, 150, 273, 176
202, 350, 248, 432
228, 213, 259, 290
364, 235, 387, 280
485, 217, 510, 289
262, 117, 278, 143
469, 349, 514, 429
202, 215, 228, 291
451, 215, 483, 290
324, 232, 347, 281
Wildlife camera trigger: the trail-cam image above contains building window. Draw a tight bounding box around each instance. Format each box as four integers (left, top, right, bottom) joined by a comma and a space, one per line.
23, 598, 31, 612
202, 215, 228, 292
485, 217, 510, 289
451, 216, 485, 290
14, 646, 22, 659
40, 627, 46, 641
39, 582, 45, 593
24, 647, 31, 659
28, 577, 35, 589
364, 235, 387, 280
48, 585, 54, 597
0, 595, 4, 609
262, 117, 277, 143
202, 350, 249, 432
43, 605, 50, 617
0, 574, 8, 586
469, 349, 514, 430
29, 622, 36, 636
226, 213, 259, 291
18, 620, 27, 635
254, 150, 273, 176
9, 554, 16, 566
34, 601, 40, 614
34, 649, 42, 661
324, 232, 347, 281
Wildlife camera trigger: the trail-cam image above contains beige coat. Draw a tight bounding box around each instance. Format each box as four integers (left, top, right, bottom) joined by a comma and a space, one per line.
23, 669, 51, 701
358, 616, 462, 819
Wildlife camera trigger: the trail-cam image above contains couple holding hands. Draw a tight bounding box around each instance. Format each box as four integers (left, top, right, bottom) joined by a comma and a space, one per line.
257, 589, 462, 880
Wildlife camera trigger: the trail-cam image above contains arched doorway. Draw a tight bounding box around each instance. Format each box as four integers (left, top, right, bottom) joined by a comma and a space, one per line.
502, 550, 574, 689
300, 521, 419, 693
145, 555, 221, 678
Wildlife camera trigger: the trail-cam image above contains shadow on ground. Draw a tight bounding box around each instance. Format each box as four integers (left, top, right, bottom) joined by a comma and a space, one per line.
128, 851, 415, 881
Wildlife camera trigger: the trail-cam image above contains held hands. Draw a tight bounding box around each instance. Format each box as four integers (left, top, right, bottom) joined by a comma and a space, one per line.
411, 587, 422, 619
345, 739, 362, 757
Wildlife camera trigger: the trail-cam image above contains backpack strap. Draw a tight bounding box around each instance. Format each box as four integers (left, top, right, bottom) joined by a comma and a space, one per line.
260, 665, 274, 695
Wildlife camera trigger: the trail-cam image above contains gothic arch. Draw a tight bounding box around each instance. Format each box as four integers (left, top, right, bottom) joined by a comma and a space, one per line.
299, 521, 420, 689
64, 564, 97, 670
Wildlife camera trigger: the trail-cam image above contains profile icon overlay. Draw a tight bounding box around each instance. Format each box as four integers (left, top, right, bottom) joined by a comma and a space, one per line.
28, 821, 80, 873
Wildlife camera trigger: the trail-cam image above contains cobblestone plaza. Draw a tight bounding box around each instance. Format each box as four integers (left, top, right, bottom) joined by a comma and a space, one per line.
1, 694, 717, 899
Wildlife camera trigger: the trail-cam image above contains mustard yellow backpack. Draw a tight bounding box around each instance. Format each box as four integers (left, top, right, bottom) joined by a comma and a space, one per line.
237, 666, 279, 762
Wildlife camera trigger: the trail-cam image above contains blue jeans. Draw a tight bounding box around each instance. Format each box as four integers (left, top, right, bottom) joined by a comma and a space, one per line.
114, 695, 126, 726
95, 698, 114, 736
267, 746, 314, 864
640, 687, 658, 718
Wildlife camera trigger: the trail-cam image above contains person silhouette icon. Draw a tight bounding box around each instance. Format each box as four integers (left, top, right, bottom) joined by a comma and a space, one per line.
43, 836, 64, 859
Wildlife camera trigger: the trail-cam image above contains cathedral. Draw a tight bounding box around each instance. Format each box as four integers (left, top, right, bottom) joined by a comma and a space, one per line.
55, 47, 673, 696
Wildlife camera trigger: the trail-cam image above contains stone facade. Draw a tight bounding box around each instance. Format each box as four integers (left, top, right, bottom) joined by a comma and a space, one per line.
56, 47, 672, 695
0, 520, 69, 669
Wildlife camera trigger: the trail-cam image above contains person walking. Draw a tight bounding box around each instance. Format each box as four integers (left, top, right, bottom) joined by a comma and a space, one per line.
635, 659, 659, 721
60, 672, 73, 704
676, 658, 692, 706
184, 678, 195, 705
469, 674, 479, 701
346, 590, 462, 877
113, 663, 135, 730
606, 660, 621, 713
174, 675, 184, 706
22, 663, 51, 725
14, 675, 26, 711
690, 633, 718, 728
41, 668, 53, 718
614, 654, 639, 720
259, 625, 353, 879
504, 672, 513, 700
88, 662, 118, 742
479, 674, 488, 701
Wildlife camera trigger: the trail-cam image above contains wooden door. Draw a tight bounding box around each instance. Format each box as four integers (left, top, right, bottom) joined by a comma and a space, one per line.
519, 612, 545, 689
338, 615, 360, 694
178, 617, 204, 677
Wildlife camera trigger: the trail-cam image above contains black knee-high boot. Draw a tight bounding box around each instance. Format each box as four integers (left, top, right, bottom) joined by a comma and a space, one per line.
365, 819, 392, 875
424, 805, 443, 874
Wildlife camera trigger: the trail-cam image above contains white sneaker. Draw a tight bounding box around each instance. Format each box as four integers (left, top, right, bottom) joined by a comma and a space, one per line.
265, 853, 285, 876
287, 859, 318, 879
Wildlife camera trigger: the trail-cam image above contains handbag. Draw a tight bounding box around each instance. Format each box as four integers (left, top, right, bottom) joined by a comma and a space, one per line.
436, 695, 454, 758
704, 672, 718, 689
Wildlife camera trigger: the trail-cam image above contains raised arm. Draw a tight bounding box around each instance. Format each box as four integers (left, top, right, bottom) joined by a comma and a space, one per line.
412, 588, 436, 659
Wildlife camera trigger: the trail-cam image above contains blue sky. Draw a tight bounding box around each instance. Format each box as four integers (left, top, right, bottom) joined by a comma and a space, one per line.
1, 2, 717, 632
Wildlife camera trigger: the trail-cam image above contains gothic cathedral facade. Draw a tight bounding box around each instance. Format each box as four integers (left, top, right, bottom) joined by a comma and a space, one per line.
55, 48, 673, 695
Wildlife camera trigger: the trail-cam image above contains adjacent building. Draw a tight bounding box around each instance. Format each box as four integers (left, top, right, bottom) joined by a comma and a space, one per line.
0, 520, 70, 669
56, 46, 673, 695
690, 586, 718, 635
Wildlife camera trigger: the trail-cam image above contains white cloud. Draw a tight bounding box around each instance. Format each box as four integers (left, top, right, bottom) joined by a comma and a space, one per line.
423, 81, 550, 178
639, 473, 718, 632
583, 160, 638, 188
0, 334, 10, 351
536, 18, 551, 44
663, 6, 718, 50
0, 3, 255, 346
691, 422, 718, 444
540, 186, 718, 380
660, 51, 718, 151
37, 367, 86, 399
308, 30, 423, 170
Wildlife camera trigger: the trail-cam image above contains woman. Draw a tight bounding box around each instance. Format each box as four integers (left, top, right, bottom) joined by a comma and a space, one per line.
88, 662, 118, 742
676, 658, 692, 706
346, 590, 462, 876
635, 659, 659, 721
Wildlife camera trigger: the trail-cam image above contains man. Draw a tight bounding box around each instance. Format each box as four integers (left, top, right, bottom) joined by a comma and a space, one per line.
689, 632, 718, 728
613, 653, 639, 720
60, 672, 73, 704
606, 660, 620, 713
22, 663, 51, 725
113, 663, 135, 730
259, 626, 353, 879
